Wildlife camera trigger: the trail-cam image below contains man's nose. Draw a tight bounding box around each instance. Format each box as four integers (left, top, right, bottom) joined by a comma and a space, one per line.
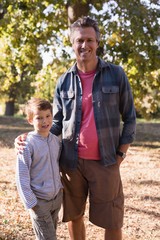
81, 41, 87, 48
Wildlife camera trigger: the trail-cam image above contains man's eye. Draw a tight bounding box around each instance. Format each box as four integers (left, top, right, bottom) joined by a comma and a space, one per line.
77, 39, 83, 43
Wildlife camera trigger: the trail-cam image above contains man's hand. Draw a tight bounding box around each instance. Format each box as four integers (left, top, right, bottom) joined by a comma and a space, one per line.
116, 155, 123, 166
14, 133, 28, 154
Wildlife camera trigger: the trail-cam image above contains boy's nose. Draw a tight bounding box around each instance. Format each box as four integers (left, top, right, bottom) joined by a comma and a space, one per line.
42, 118, 46, 123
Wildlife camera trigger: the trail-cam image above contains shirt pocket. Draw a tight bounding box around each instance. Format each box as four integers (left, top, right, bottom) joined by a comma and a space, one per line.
102, 86, 119, 106
60, 91, 75, 118
60, 91, 75, 99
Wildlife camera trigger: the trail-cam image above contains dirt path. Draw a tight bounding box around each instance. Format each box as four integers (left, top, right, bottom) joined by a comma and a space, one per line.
0, 117, 160, 240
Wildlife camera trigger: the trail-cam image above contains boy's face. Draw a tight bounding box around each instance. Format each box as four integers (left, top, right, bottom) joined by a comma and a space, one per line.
28, 109, 52, 137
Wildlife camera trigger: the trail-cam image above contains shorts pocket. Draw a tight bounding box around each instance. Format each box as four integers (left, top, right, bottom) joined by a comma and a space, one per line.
113, 194, 124, 210
89, 194, 124, 229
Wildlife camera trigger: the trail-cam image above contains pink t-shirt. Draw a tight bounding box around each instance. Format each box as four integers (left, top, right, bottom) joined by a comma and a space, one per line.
78, 70, 100, 160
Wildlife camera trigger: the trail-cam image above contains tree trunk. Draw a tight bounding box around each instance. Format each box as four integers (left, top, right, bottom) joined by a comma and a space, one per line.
66, 1, 104, 56
67, 1, 91, 25
5, 101, 15, 116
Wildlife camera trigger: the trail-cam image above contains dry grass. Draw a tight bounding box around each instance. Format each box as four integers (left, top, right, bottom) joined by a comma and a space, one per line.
0, 116, 160, 240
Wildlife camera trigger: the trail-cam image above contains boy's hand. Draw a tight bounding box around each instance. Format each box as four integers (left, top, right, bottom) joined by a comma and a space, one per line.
14, 133, 28, 154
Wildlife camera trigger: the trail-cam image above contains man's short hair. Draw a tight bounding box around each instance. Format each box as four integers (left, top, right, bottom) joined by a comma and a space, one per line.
70, 16, 100, 44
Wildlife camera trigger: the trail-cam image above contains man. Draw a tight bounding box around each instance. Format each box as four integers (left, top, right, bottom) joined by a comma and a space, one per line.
50, 16, 136, 240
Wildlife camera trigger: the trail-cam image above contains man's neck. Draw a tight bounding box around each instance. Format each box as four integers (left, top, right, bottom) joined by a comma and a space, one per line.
77, 58, 98, 73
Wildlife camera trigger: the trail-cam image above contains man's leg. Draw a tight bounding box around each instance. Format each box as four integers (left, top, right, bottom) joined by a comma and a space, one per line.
68, 216, 86, 240
105, 228, 122, 240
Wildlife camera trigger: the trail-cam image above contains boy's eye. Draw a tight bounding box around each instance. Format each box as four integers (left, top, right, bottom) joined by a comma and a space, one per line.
36, 116, 41, 120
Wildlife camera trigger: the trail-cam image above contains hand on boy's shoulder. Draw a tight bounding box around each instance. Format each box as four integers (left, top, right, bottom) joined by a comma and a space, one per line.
14, 133, 28, 154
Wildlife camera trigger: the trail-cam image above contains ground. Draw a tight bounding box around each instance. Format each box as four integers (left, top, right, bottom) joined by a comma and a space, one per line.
0, 116, 159, 240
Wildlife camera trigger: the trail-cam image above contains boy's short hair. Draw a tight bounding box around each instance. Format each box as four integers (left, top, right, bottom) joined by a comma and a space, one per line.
70, 16, 101, 44
25, 98, 52, 120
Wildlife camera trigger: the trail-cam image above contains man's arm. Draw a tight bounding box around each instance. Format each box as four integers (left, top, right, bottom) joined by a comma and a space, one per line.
117, 67, 136, 165
119, 67, 136, 144
50, 82, 63, 136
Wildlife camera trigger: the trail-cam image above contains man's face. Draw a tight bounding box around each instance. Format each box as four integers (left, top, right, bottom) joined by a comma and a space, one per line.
71, 27, 99, 63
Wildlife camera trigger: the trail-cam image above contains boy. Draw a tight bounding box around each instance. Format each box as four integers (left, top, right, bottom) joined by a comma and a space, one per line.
16, 98, 63, 240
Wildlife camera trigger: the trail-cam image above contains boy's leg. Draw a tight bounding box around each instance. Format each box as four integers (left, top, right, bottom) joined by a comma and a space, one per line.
29, 191, 62, 240
30, 198, 56, 240
51, 189, 63, 229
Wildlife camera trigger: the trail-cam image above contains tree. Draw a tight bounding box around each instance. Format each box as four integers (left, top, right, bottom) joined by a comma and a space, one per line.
0, 0, 67, 115
98, 0, 160, 117
0, 0, 159, 117
0, 34, 42, 115
33, 59, 74, 102
58, 0, 160, 118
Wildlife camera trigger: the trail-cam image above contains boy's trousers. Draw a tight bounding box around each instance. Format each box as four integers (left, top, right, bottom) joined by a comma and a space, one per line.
29, 189, 63, 240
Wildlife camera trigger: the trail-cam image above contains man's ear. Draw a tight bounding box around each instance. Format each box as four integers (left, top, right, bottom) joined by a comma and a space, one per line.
96, 40, 100, 46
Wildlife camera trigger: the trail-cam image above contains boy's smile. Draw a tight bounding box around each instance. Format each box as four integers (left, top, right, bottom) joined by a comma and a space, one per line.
28, 109, 52, 137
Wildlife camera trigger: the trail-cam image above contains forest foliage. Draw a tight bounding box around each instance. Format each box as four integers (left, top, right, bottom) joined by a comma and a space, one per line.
0, 0, 159, 117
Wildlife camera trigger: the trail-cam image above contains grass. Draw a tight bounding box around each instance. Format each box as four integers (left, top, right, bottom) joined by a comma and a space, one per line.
0, 116, 160, 240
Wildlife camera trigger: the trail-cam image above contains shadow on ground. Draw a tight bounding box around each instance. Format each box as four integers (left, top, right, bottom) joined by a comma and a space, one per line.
0, 116, 160, 148
0, 116, 33, 148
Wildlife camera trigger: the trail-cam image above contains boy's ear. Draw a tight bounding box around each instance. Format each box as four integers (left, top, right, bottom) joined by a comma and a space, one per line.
28, 118, 33, 125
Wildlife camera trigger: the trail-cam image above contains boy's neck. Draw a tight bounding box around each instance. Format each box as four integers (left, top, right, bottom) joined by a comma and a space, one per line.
34, 130, 50, 138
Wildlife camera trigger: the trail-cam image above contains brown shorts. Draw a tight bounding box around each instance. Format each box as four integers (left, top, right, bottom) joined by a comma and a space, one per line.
60, 158, 124, 229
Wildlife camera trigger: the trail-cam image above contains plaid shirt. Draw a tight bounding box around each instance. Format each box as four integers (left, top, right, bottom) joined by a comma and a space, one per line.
51, 58, 136, 168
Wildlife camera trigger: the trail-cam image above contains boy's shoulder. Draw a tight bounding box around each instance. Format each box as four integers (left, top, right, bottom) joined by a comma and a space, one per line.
26, 131, 36, 141
26, 131, 61, 145
25, 131, 42, 148
49, 133, 61, 147
49, 132, 61, 140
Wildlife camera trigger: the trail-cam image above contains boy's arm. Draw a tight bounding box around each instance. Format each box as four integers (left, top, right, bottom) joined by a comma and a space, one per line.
16, 145, 37, 209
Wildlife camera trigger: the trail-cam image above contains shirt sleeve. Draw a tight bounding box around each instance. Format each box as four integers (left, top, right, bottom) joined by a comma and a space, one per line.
16, 145, 37, 209
50, 80, 63, 136
119, 66, 136, 144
